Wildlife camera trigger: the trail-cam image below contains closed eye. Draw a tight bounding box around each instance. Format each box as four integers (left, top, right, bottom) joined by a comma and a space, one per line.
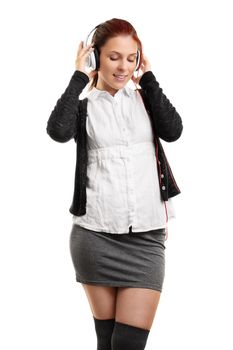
110, 58, 135, 62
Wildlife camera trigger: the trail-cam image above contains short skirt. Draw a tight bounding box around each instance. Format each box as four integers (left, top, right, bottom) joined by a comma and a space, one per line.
69, 223, 166, 292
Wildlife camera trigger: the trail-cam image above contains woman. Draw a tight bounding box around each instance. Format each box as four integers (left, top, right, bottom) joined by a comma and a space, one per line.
46, 18, 183, 350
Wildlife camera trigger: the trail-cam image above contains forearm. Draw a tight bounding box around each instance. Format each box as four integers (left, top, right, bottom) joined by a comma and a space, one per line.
46, 70, 89, 142
139, 71, 183, 142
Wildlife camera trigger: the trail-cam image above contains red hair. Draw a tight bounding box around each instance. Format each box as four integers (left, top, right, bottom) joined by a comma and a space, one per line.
87, 18, 143, 91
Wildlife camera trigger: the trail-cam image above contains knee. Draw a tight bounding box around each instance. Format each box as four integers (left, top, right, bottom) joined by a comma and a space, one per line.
111, 321, 150, 350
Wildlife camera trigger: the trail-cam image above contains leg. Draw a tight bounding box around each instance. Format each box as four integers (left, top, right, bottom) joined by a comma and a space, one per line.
81, 284, 117, 350
111, 287, 161, 349
115, 287, 161, 330
81, 283, 117, 319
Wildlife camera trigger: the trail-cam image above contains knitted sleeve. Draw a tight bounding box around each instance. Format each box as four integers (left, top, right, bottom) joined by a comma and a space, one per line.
139, 71, 183, 142
46, 70, 89, 143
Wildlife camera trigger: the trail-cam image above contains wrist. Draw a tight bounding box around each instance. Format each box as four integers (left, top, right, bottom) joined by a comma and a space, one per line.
75, 69, 90, 81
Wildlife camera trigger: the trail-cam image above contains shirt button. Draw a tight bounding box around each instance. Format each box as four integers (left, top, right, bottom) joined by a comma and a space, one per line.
162, 185, 166, 190
161, 174, 164, 178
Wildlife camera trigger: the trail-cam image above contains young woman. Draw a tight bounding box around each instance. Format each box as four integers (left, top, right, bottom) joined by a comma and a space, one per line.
47, 18, 183, 350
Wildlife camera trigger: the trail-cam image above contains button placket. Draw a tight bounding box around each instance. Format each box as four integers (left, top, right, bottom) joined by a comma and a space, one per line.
126, 148, 136, 224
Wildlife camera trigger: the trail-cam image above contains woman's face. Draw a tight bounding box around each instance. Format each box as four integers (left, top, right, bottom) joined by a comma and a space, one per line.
96, 35, 139, 96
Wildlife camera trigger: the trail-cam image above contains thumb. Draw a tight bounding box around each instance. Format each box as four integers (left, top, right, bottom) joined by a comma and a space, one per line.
131, 75, 139, 84
131, 75, 136, 83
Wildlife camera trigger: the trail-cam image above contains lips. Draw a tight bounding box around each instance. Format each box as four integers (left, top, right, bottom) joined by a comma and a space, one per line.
113, 74, 127, 81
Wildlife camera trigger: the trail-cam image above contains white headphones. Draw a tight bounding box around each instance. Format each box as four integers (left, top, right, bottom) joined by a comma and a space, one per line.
83, 25, 141, 71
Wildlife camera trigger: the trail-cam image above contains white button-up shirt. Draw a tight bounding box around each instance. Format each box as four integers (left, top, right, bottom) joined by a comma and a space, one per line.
72, 85, 176, 234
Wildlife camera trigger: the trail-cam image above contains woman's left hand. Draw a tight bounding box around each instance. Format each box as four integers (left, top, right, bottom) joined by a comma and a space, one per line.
131, 54, 151, 84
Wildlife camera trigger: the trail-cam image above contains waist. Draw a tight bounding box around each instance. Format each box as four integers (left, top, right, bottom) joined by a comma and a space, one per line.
87, 141, 155, 165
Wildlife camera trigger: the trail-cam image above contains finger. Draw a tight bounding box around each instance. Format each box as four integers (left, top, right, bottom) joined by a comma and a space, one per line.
77, 41, 83, 53
84, 47, 94, 56
78, 41, 91, 52
80, 46, 93, 58
83, 43, 94, 51
79, 46, 94, 60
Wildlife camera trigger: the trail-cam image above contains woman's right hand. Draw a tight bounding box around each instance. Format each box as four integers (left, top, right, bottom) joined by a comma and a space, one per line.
75, 41, 97, 80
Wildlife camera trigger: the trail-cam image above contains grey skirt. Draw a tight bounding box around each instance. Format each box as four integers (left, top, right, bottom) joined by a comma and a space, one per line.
69, 224, 166, 292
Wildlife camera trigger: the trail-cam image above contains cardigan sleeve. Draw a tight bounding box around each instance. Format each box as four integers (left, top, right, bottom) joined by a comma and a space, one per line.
139, 71, 183, 142
46, 70, 89, 143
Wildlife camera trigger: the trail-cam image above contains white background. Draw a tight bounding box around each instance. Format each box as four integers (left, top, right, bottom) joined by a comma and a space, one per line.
1, 0, 233, 349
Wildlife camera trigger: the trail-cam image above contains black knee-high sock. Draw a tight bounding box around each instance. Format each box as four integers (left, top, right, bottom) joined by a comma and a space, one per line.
93, 316, 115, 350
111, 321, 150, 350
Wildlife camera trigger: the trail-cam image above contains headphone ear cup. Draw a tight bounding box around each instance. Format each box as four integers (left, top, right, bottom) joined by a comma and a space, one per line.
135, 49, 140, 71
87, 47, 99, 70
89, 51, 95, 70
83, 25, 99, 70
94, 48, 99, 70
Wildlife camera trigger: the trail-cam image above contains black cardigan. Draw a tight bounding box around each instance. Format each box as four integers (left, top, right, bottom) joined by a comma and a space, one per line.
46, 70, 183, 216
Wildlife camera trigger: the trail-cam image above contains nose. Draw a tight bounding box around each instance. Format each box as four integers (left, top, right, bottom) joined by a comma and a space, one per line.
117, 59, 129, 72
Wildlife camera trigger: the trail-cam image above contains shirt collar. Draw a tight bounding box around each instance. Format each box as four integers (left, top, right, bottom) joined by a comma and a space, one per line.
87, 85, 132, 101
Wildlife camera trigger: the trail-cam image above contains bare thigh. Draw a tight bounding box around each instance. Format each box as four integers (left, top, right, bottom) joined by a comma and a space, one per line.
82, 283, 118, 319
115, 287, 161, 330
